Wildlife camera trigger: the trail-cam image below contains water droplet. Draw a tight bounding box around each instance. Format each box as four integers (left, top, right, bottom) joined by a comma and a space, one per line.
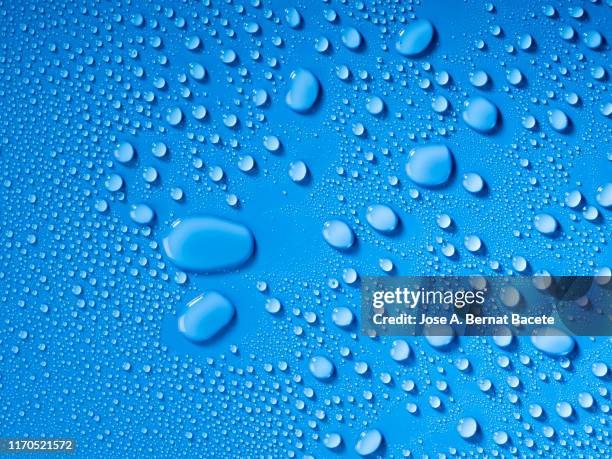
530, 328, 575, 356
534, 213, 558, 235
323, 433, 342, 449
405, 144, 454, 187
163, 216, 255, 272
395, 19, 435, 56
355, 429, 383, 456
341, 27, 362, 50
332, 307, 353, 327
596, 183, 611, 208
288, 161, 308, 183
390, 340, 410, 361
365, 204, 398, 233
462, 173, 484, 193
365, 96, 385, 115
129, 204, 154, 224
114, 141, 135, 163
308, 356, 334, 380
285, 69, 320, 113
457, 417, 478, 439
548, 109, 570, 132
322, 220, 355, 250
462, 97, 499, 133
178, 292, 235, 342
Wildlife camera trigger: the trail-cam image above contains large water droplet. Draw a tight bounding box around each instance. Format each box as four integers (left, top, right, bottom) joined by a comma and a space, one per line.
457, 417, 479, 439
308, 356, 334, 380
395, 19, 435, 56
530, 327, 575, 356
462, 97, 499, 133
178, 292, 235, 342
366, 204, 398, 233
405, 144, 454, 187
355, 429, 383, 456
596, 183, 611, 208
163, 216, 255, 272
114, 141, 135, 163
285, 69, 320, 113
534, 213, 558, 235
322, 220, 355, 250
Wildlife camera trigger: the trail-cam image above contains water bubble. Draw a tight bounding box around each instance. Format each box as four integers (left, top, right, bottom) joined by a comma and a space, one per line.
530, 328, 575, 356
322, 220, 355, 250
431, 95, 449, 113
395, 19, 435, 56
596, 183, 611, 208
308, 356, 334, 380
518, 33, 534, 51
129, 204, 154, 224
390, 340, 410, 362
288, 161, 308, 183
265, 298, 282, 314
592, 362, 608, 377
462, 173, 484, 193
253, 89, 268, 107
355, 429, 383, 456
365, 204, 398, 233
462, 97, 499, 133
285, 7, 302, 29
114, 141, 135, 163
493, 431, 508, 445
323, 433, 342, 449
165, 107, 183, 126
285, 69, 320, 112
583, 30, 603, 49
405, 144, 454, 187
178, 292, 235, 342
184, 35, 201, 51
534, 213, 558, 235
341, 27, 362, 50
342, 268, 358, 284
162, 216, 255, 272
151, 142, 168, 158
424, 325, 454, 348
332, 307, 353, 327
556, 401, 573, 418
469, 70, 489, 88
506, 68, 524, 85
437, 214, 452, 229
512, 255, 528, 272
189, 63, 206, 80
578, 392, 594, 409
379, 258, 394, 272
263, 135, 281, 152
548, 109, 570, 132
464, 235, 482, 252
365, 96, 385, 115
105, 174, 123, 192
565, 190, 583, 208
457, 417, 478, 439
314, 36, 330, 53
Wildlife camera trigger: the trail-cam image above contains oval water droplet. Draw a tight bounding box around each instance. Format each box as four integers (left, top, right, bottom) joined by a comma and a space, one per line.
285, 69, 320, 113
322, 220, 355, 250
163, 216, 255, 272
405, 144, 454, 187
178, 292, 235, 342
534, 213, 558, 235
530, 327, 575, 356
395, 19, 435, 56
462, 97, 499, 133
366, 204, 398, 233
308, 356, 334, 380
355, 429, 383, 456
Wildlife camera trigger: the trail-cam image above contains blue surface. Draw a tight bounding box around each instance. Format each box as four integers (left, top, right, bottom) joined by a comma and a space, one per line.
0, 0, 610, 457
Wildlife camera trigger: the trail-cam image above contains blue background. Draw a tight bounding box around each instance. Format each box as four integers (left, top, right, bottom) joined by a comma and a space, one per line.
0, 0, 610, 457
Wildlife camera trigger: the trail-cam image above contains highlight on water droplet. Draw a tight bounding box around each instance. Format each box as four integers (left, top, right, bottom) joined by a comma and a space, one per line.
178, 292, 235, 342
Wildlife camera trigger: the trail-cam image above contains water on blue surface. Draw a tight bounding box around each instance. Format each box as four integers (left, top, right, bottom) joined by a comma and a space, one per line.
0, 0, 610, 457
